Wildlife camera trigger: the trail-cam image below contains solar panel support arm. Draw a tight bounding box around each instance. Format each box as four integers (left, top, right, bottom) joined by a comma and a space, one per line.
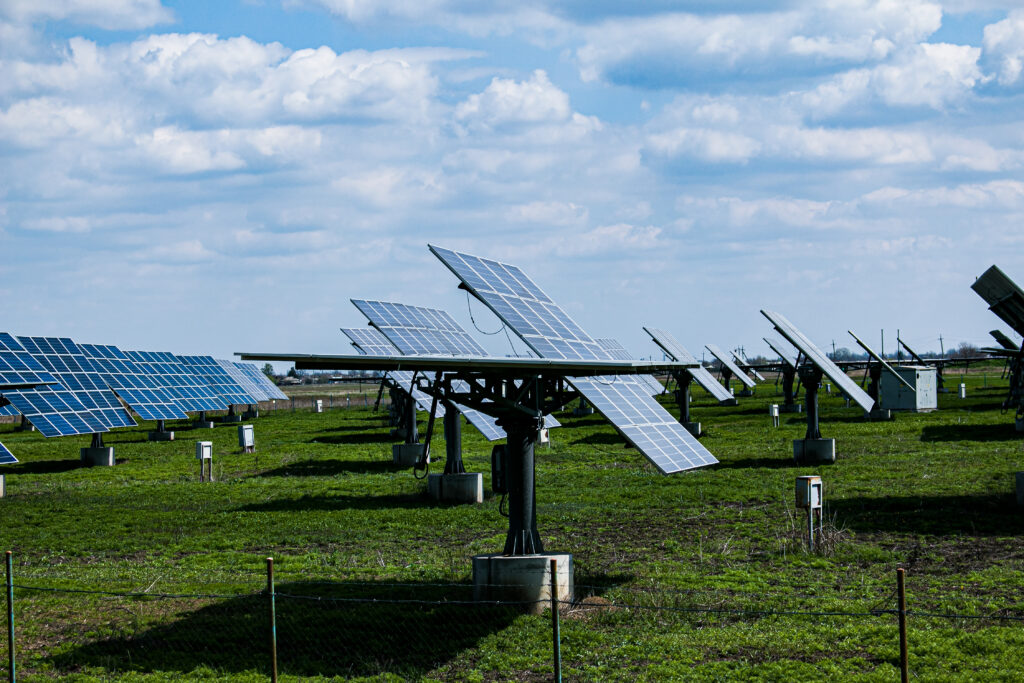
800, 366, 824, 440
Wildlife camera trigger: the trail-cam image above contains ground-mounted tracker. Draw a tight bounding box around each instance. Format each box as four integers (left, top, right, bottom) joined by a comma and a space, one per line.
177, 355, 258, 407
215, 360, 268, 403
341, 327, 444, 417
644, 328, 733, 402
705, 343, 756, 389
79, 344, 188, 421
0, 403, 19, 417
232, 362, 289, 401
763, 336, 798, 369
16, 336, 135, 431
594, 338, 664, 396
972, 265, 1024, 337
352, 300, 489, 357
125, 351, 228, 413
731, 350, 766, 382
430, 245, 717, 474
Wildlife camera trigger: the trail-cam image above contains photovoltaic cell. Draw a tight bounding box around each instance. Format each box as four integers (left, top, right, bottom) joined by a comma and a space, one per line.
761, 310, 875, 412
644, 328, 734, 403
763, 337, 798, 369
431, 245, 718, 473
704, 343, 756, 389
80, 344, 188, 421
352, 300, 489, 357
341, 327, 400, 356
0, 441, 16, 464
177, 356, 258, 406
0, 403, 20, 417
216, 359, 268, 403
595, 338, 664, 396
17, 336, 136, 431
125, 351, 228, 413
232, 362, 289, 401
0, 333, 59, 388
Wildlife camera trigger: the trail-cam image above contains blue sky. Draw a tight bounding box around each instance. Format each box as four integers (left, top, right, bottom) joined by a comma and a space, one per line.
3, 0, 1024, 364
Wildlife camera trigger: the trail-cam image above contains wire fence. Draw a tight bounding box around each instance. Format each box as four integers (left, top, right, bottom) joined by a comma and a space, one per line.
2, 553, 1022, 681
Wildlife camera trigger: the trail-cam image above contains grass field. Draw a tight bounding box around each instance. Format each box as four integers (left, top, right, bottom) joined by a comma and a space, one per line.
0, 366, 1022, 681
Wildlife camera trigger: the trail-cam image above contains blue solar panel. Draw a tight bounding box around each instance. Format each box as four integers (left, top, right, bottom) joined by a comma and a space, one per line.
177, 356, 258, 406
352, 300, 489, 356
0, 441, 17, 464
17, 336, 136, 430
125, 351, 228, 413
79, 344, 188, 421
644, 327, 734, 403
341, 327, 400, 356
430, 245, 718, 473
0, 403, 19, 417
232, 362, 289, 401
1, 384, 108, 437
0, 333, 59, 387
595, 338, 664, 396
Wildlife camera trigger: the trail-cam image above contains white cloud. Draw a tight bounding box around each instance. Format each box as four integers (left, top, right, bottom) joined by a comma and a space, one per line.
983, 9, 1024, 86
0, 0, 173, 30
455, 70, 570, 130
508, 200, 588, 226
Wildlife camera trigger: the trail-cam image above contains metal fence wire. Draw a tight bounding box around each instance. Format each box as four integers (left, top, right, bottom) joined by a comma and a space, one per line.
1, 557, 1023, 681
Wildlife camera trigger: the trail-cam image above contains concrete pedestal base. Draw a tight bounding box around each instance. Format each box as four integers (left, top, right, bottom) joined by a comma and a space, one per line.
81, 447, 115, 467
718, 398, 739, 407
148, 430, 175, 442
781, 404, 803, 413
192, 421, 215, 429
865, 408, 893, 421
737, 389, 754, 398
793, 438, 836, 465
473, 553, 573, 614
681, 421, 701, 438
1016, 472, 1024, 507
427, 472, 483, 503
392, 443, 425, 467
220, 414, 243, 424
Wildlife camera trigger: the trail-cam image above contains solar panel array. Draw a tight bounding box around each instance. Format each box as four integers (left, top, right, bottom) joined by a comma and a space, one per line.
0, 333, 58, 388
341, 328, 444, 417
125, 351, 228, 413
177, 355, 257, 406
79, 344, 188, 421
732, 350, 766, 382
594, 338, 664, 396
972, 265, 1024, 337
761, 310, 875, 412
232, 361, 289, 401
705, 343, 756, 389
431, 245, 718, 473
18, 336, 136, 431
352, 300, 489, 357
763, 337, 798, 369
644, 328, 733, 403
0, 403, 20, 417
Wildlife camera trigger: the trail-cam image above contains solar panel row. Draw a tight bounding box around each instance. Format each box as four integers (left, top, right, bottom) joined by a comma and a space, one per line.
80, 344, 187, 421
125, 351, 228, 413
704, 343, 756, 390
643, 328, 734, 403
177, 355, 255, 407
352, 300, 489, 357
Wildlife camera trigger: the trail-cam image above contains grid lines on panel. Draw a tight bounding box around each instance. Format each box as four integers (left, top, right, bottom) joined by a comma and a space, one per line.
233, 362, 289, 400
177, 356, 257, 406
595, 338, 664, 396
216, 360, 268, 403
341, 328, 400, 356
125, 351, 228, 413
0, 441, 16, 464
352, 300, 488, 357
0, 333, 59, 387
645, 329, 734, 402
80, 344, 188, 421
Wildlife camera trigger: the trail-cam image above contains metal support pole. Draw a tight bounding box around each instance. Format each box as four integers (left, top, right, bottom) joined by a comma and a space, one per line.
897, 568, 908, 683
267, 557, 278, 683
674, 373, 693, 424
807, 509, 815, 552
550, 558, 561, 683
405, 395, 419, 445
800, 367, 823, 440
782, 366, 796, 405
6, 551, 13, 683
443, 405, 466, 475
498, 415, 543, 555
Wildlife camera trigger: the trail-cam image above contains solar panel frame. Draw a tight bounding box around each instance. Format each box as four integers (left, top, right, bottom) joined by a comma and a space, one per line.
644, 328, 734, 402
79, 343, 188, 421
704, 343, 756, 389
430, 245, 718, 474
595, 338, 664, 396
731, 350, 766, 382
763, 336, 798, 369
125, 351, 229, 413
0, 441, 17, 464
761, 310, 875, 412
216, 359, 269, 403
233, 362, 289, 401
0, 333, 60, 388
177, 355, 258, 406
972, 265, 1024, 337
352, 300, 489, 357
0, 382, 108, 437
341, 327, 402, 357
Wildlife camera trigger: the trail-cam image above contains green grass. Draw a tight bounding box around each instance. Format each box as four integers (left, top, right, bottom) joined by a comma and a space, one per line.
0, 367, 1022, 680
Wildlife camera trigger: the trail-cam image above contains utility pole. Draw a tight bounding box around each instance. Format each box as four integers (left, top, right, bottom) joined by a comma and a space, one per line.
832, 340, 836, 359
939, 335, 945, 358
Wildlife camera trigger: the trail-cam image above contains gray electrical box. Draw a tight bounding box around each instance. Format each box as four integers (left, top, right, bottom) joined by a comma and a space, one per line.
879, 366, 936, 412
796, 475, 822, 510
238, 424, 255, 452
195, 441, 213, 460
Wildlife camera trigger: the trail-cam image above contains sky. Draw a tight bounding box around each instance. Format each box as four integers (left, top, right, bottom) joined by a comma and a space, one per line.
3, 0, 1024, 365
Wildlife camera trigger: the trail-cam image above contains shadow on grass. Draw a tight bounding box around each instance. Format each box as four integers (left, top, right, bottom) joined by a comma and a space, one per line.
46, 580, 528, 680
830, 493, 1024, 535
310, 433, 400, 446
711, 456, 795, 470
258, 458, 405, 478
317, 422, 392, 434
6, 459, 82, 475
571, 432, 626, 446
920, 423, 1022, 442
236, 492, 439, 512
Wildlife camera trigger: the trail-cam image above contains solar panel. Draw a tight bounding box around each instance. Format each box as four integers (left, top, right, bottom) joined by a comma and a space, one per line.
216, 359, 268, 402
761, 310, 875, 412
990, 329, 1019, 351
704, 344, 756, 389
233, 362, 289, 401
644, 328, 734, 402
972, 265, 1024, 337
177, 355, 258, 406
594, 338, 664, 396
0, 333, 60, 388
431, 245, 718, 473
341, 327, 401, 356
79, 344, 188, 421
763, 336, 798, 369
352, 300, 489, 357
731, 350, 766, 382
0, 441, 16, 465
0, 403, 20, 417
17, 336, 136, 431
125, 351, 228, 413
847, 331, 914, 392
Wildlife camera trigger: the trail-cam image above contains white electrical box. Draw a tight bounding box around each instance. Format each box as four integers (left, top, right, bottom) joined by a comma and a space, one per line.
238, 424, 255, 450
314, 399, 324, 413
879, 366, 937, 412
538, 428, 550, 444
770, 404, 779, 417
796, 475, 822, 510
195, 441, 213, 460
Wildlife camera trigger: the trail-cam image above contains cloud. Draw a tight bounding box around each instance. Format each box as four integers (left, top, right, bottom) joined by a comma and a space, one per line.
455, 70, 570, 130
0, 0, 173, 30
983, 9, 1024, 87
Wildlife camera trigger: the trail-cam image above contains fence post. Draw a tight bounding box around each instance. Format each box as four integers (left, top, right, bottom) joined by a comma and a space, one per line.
267, 557, 278, 683
897, 568, 908, 683
549, 558, 561, 683
6, 551, 14, 683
